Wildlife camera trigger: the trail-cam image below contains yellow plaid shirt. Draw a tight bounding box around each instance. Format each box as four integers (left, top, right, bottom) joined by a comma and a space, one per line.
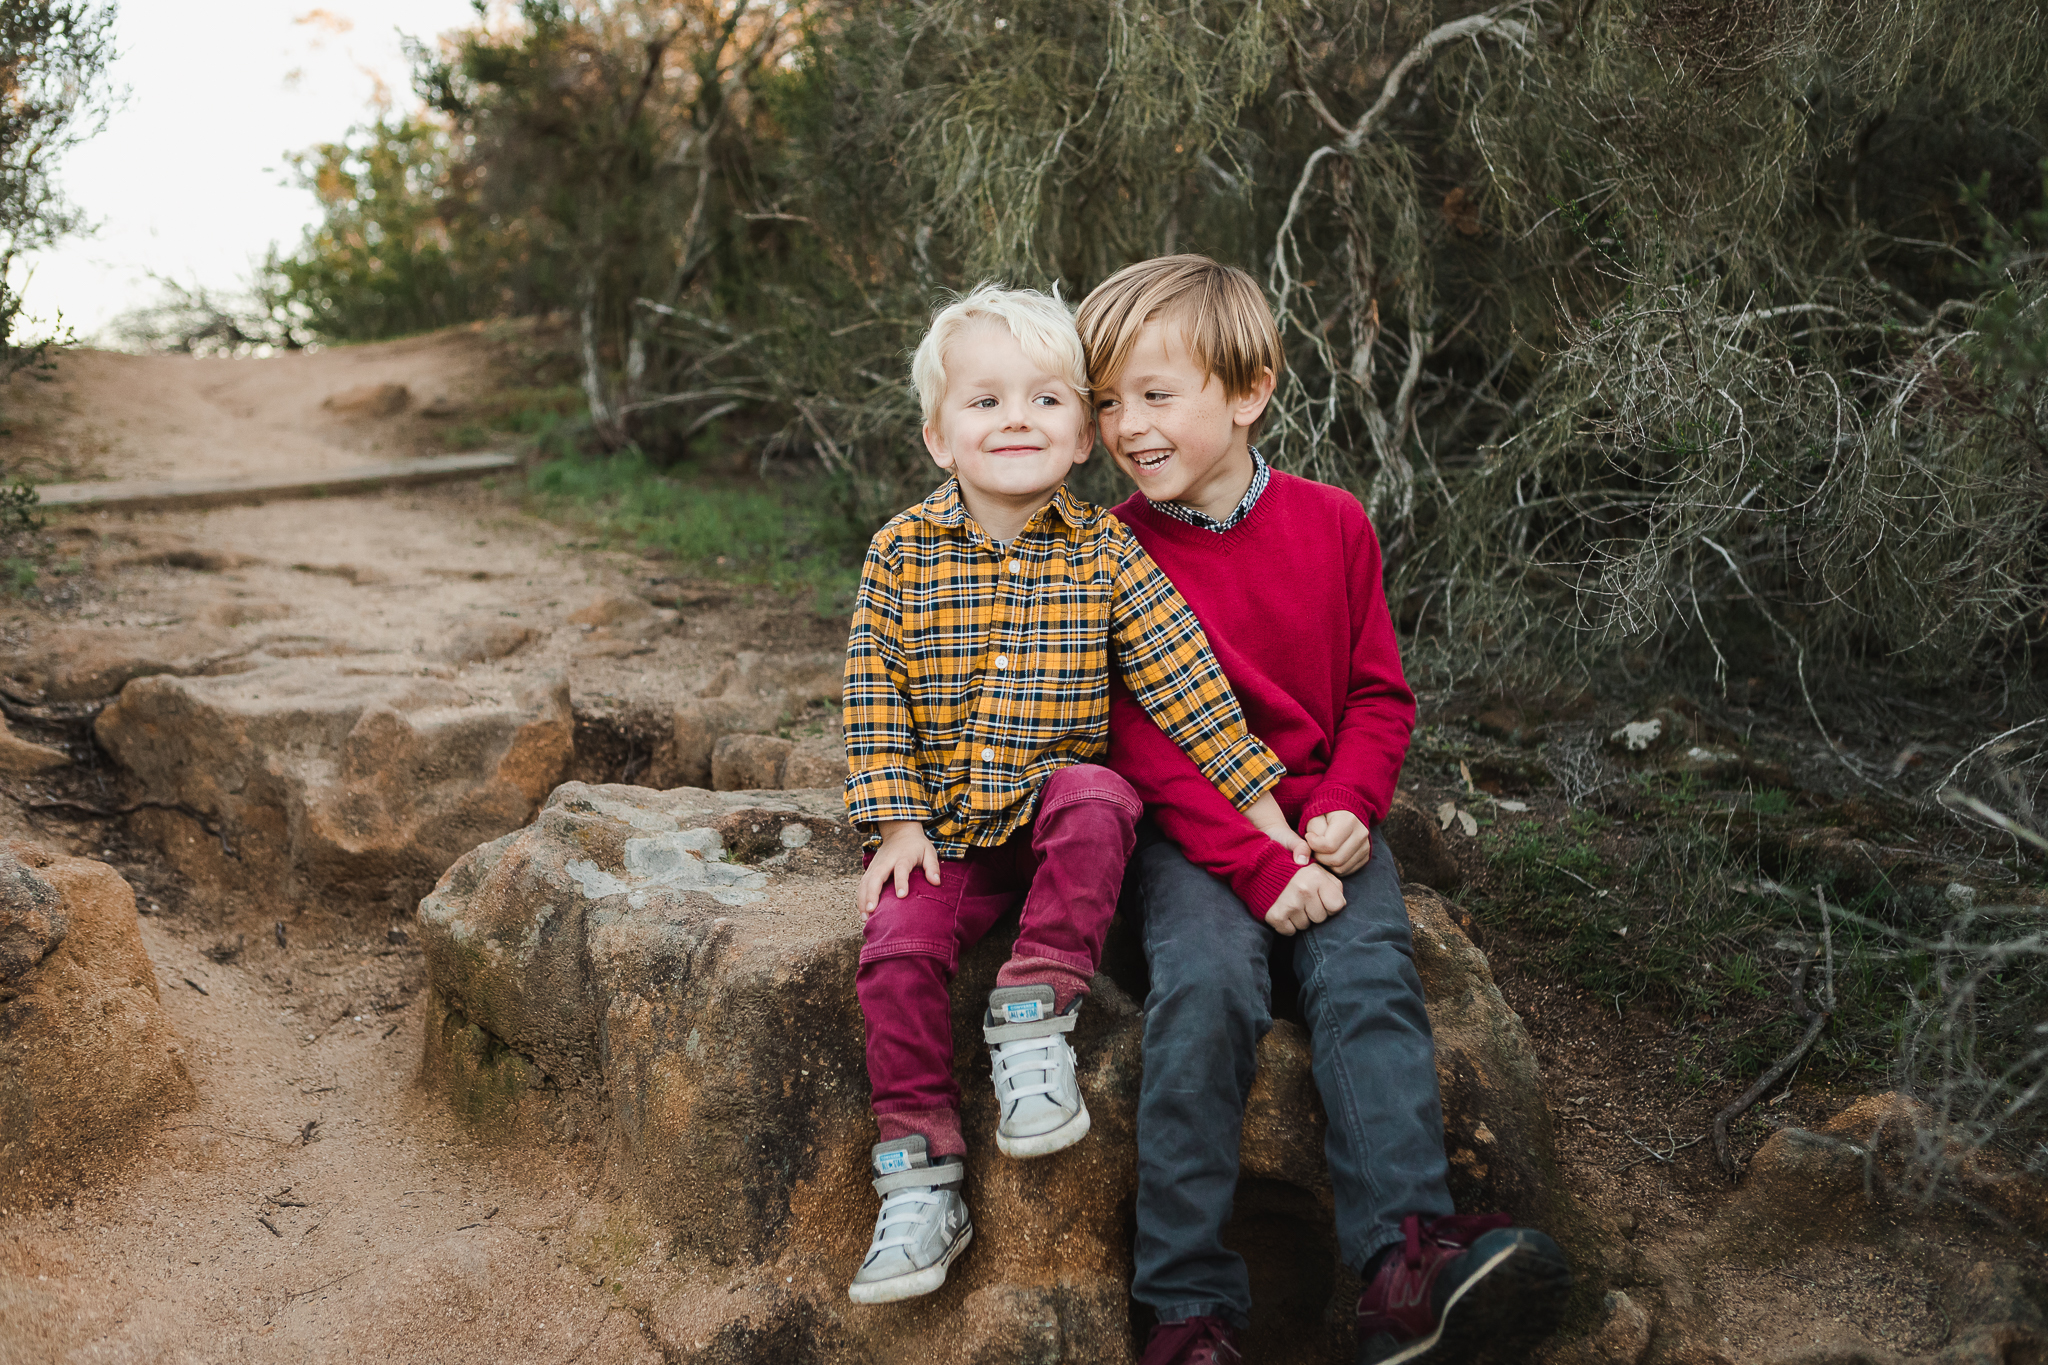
843, 479, 1284, 856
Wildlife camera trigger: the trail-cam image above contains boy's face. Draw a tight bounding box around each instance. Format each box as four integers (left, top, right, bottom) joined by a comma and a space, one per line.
922, 318, 1092, 511
1094, 319, 1272, 512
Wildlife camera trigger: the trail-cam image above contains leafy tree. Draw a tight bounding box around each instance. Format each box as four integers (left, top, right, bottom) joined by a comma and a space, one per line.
0, 0, 117, 386
264, 115, 528, 344
268, 0, 2048, 687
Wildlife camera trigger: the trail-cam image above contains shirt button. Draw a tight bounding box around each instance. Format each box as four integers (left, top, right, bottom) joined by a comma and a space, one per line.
1007, 559, 1022, 574
980, 747, 995, 762
994, 655, 1009, 670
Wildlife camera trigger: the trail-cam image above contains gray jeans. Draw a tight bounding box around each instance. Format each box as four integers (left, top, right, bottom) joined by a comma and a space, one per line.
1131, 822, 1454, 1330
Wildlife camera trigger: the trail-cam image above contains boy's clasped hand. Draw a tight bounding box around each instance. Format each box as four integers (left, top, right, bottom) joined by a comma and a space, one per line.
833, 258, 1572, 1364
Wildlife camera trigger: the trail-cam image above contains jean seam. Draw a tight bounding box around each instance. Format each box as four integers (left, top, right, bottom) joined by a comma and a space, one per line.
1303, 924, 1389, 1257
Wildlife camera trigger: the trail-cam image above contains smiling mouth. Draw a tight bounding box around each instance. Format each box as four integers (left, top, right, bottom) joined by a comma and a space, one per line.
1129, 450, 1172, 471
989, 445, 1044, 455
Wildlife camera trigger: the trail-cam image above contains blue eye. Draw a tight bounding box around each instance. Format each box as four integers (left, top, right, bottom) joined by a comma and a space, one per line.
971, 396, 997, 408
1034, 394, 1059, 406
1146, 391, 1170, 402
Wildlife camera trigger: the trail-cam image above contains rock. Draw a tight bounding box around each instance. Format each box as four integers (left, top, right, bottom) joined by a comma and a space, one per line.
781, 736, 847, 790
0, 622, 241, 702
321, 382, 409, 417
1589, 1290, 1651, 1364
1652, 1092, 2048, 1365
711, 733, 793, 790
650, 651, 843, 789
1405, 886, 1575, 1230
441, 619, 538, 665
0, 844, 193, 1199
0, 714, 68, 777
416, 783, 1579, 1362
1382, 789, 1462, 892
657, 696, 785, 789
96, 662, 573, 916
0, 852, 66, 997
568, 593, 655, 629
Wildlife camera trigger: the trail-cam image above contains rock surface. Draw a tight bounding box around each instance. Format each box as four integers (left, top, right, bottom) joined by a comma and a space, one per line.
416, 781, 1578, 1363
1, 620, 241, 703
0, 843, 192, 1199
651, 651, 842, 789
0, 714, 70, 777
96, 661, 574, 917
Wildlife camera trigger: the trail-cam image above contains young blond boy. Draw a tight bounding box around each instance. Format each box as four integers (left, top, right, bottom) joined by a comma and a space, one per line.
840, 283, 1286, 1305
1078, 257, 1572, 1365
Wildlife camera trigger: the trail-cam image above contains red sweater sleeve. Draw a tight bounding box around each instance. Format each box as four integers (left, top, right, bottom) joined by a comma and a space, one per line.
1109, 681, 1303, 917
1299, 504, 1416, 830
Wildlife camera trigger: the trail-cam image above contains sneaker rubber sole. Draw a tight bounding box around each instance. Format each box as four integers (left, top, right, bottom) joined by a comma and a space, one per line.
846, 1223, 973, 1305
995, 1095, 1091, 1158
1361, 1229, 1572, 1365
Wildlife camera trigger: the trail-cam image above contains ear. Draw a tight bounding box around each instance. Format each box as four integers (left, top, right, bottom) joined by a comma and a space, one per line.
1070, 412, 1096, 464
922, 420, 954, 471
1231, 367, 1277, 430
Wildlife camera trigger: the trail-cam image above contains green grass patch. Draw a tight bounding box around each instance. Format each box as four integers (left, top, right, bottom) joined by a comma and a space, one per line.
527, 445, 865, 611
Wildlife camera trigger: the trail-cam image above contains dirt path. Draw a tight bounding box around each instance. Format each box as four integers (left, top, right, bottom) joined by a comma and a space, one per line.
0, 336, 839, 1363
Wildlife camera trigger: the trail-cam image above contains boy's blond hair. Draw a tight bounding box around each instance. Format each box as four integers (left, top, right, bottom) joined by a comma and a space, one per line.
911, 283, 1090, 425
1075, 255, 1284, 400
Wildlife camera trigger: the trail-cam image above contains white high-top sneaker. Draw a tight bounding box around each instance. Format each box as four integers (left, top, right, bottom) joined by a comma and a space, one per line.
847, 1135, 972, 1305
984, 985, 1090, 1158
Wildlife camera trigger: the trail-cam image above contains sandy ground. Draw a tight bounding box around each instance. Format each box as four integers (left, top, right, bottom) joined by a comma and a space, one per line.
2, 328, 508, 485
0, 334, 837, 1363
2, 334, 2040, 1364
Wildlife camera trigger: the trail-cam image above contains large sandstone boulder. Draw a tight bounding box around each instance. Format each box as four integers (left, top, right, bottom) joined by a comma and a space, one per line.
96, 662, 574, 917
0, 844, 192, 1198
417, 782, 1579, 1363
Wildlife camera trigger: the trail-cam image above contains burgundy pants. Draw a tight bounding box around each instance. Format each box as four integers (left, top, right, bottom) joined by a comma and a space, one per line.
858, 763, 1139, 1146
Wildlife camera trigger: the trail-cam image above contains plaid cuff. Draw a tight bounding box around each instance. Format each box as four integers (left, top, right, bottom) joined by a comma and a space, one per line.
1202, 734, 1288, 811
845, 765, 928, 832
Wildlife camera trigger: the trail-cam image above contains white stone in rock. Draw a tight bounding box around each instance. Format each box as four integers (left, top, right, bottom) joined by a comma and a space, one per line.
565, 828, 768, 908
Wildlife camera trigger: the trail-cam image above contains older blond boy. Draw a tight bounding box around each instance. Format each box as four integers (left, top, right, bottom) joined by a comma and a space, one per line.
1079, 257, 1572, 1365
841, 283, 1285, 1305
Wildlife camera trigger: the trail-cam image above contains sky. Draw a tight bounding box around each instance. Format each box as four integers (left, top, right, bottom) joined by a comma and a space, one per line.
10, 0, 483, 343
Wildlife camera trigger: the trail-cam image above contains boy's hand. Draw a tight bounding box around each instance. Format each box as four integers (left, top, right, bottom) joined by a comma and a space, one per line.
1245, 793, 1311, 866
1263, 863, 1346, 936
860, 821, 940, 916
1303, 810, 1372, 876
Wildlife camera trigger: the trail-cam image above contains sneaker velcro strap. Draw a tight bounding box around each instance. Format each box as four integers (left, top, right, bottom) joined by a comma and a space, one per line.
982, 1012, 1078, 1045
872, 1161, 965, 1197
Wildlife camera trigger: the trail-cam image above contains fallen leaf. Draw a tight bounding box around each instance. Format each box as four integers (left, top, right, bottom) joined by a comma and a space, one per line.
1496, 799, 1529, 812
1456, 809, 1478, 837
1459, 760, 1476, 793
1437, 800, 1458, 831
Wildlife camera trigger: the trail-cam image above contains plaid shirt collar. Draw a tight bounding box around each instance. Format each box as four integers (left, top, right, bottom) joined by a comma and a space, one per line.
915, 478, 1095, 541
1148, 445, 1270, 532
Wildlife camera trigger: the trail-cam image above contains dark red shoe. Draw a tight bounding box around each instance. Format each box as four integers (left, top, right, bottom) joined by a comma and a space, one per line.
1357, 1213, 1572, 1364
1140, 1315, 1243, 1365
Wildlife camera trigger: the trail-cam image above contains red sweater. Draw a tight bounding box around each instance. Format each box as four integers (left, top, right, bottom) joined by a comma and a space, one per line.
1107, 472, 1416, 915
